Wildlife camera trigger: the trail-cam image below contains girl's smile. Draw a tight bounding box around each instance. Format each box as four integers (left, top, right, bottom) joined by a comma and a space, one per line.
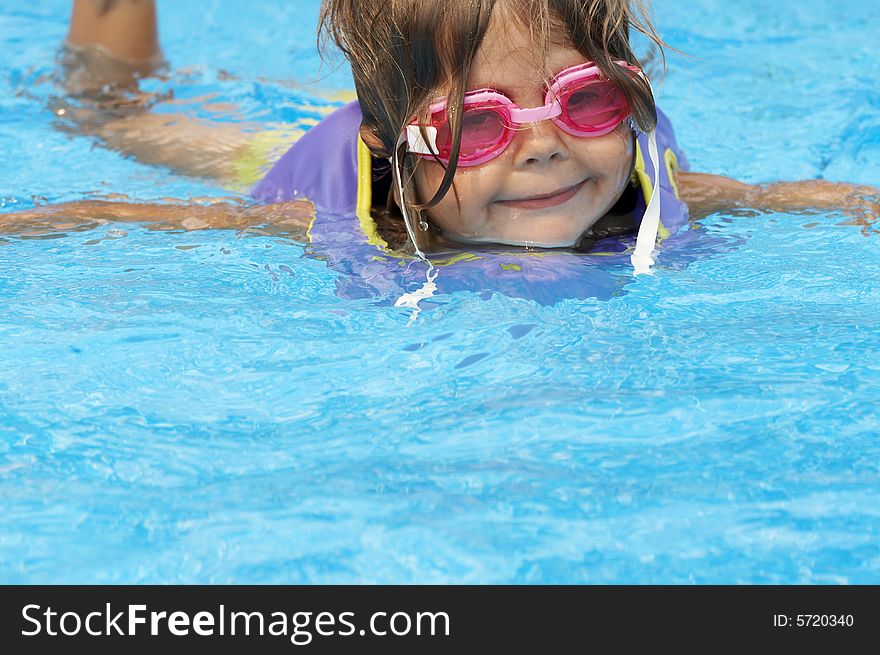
495, 177, 590, 210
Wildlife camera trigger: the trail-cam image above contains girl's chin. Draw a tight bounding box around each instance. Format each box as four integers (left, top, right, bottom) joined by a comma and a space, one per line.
488, 210, 598, 248
482, 223, 594, 249
433, 210, 598, 249
439, 229, 589, 249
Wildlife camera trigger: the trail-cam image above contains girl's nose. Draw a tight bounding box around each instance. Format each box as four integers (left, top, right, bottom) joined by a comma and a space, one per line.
510, 120, 569, 167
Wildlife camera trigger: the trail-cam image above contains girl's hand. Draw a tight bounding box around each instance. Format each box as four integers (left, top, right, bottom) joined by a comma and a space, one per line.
837, 190, 880, 236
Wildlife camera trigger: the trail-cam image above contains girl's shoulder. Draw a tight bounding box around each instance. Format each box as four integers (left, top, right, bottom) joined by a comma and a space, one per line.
249, 102, 365, 210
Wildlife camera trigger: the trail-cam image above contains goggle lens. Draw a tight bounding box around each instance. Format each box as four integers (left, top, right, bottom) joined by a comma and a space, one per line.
561, 80, 629, 133
436, 105, 511, 163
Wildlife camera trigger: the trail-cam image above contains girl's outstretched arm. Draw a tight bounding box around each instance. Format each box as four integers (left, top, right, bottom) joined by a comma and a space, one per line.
677, 171, 880, 232
60, 0, 259, 184
0, 199, 315, 240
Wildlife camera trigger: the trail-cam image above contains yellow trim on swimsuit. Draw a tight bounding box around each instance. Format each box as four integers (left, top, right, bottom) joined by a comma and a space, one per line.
231, 125, 304, 190
355, 137, 390, 250
664, 148, 681, 199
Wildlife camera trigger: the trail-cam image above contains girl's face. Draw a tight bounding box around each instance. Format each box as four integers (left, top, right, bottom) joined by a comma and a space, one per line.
412, 17, 635, 249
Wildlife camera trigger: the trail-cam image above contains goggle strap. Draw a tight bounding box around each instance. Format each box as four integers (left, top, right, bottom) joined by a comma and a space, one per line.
630, 127, 661, 275
391, 134, 439, 320
392, 133, 427, 260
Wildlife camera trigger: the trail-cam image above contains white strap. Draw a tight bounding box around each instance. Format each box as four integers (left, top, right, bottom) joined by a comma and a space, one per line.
630, 127, 661, 275
392, 132, 430, 262
391, 135, 438, 323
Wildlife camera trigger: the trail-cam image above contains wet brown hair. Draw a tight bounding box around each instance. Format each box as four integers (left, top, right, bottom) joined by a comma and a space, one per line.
319, 0, 666, 234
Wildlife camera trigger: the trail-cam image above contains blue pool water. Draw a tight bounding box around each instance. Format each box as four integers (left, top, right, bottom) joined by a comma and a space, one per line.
1, 1, 879, 583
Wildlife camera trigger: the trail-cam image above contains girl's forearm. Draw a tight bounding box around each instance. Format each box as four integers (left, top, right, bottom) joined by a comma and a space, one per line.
677, 171, 879, 218
0, 199, 315, 238
747, 180, 879, 213
68, 0, 160, 63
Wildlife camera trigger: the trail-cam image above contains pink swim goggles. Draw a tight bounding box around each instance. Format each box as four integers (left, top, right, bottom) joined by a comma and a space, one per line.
405, 61, 641, 167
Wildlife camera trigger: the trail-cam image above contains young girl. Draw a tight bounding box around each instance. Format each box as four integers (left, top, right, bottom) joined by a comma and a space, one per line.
4, 0, 879, 299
